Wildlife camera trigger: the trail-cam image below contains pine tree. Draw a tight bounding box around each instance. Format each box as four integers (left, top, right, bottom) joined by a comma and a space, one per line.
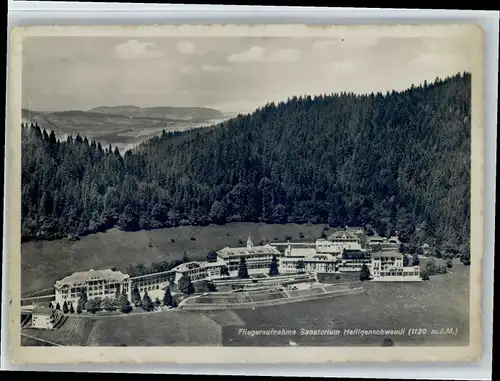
62, 301, 69, 314
141, 290, 155, 312
78, 290, 88, 309
178, 274, 195, 295
359, 264, 371, 281
163, 286, 173, 307
269, 254, 280, 276
238, 257, 249, 279
131, 285, 142, 306
117, 289, 132, 313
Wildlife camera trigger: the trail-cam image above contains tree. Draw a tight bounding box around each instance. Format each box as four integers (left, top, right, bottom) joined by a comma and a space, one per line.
269, 254, 280, 276
178, 274, 195, 295
163, 286, 174, 307
446, 258, 453, 268
78, 290, 88, 310
56, 303, 61, 310
296, 260, 306, 273
141, 290, 155, 312
76, 301, 83, 314
412, 254, 420, 266
48, 302, 53, 309
220, 266, 230, 277
86, 298, 102, 314
420, 267, 430, 280
21, 74, 472, 263
102, 297, 116, 312
69, 303, 75, 314
209, 200, 227, 224
403, 255, 410, 267
238, 257, 249, 279
62, 301, 69, 314
426, 257, 437, 275
155, 297, 161, 306
195, 280, 217, 293
206, 251, 218, 262
359, 264, 371, 281
131, 285, 142, 306
117, 289, 132, 313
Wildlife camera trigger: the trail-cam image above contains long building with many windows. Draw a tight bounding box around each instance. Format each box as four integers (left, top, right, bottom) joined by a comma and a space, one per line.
370, 251, 421, 281
53, 233, 420, 307
216, 236, 282, 273
54, 268, 130, 306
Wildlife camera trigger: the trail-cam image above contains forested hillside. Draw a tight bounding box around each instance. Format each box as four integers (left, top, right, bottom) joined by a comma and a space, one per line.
21, 72, 471, 254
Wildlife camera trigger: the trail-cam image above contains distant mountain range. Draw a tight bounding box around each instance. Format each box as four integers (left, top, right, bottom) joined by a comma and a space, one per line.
22, 105, 225, 124
89, 105, 224, 121
21, 105, 228, 153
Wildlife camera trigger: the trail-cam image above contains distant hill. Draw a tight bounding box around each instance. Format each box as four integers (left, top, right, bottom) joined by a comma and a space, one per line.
20, 105, 227, 153
89, 105, 225, 122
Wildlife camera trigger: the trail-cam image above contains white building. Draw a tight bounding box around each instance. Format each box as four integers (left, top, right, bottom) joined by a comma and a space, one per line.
31, 307, 63, 330
337, 249, 372, 272
327, 231, 362, 250
130, 270, 174, 295
216, 236, 282, 273
370, 252, 421, 281
315, 239, 345, 256
281, 243, 338, 274
54, 268, 130, 306
171, 256, 228, 284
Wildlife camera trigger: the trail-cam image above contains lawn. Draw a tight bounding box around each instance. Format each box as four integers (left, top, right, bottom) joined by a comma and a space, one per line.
22, 316, 97, 346
230, 264, 470, 346
21, 223, 326, 295
86, 310, 222, 346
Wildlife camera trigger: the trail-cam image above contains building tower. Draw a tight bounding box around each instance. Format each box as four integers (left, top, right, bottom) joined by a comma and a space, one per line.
247, 235, 254, 250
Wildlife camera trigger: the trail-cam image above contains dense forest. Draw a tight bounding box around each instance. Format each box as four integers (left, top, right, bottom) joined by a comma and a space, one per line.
21, 72, 471, 255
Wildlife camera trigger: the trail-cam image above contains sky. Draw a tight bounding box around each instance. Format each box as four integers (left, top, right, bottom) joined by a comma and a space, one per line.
22, 35, 473, 114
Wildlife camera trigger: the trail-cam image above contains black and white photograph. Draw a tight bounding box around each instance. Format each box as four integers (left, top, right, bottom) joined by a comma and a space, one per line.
6, 23, 485, 364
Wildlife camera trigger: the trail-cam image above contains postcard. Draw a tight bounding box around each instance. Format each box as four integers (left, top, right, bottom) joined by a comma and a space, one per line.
6, 23, 484, 364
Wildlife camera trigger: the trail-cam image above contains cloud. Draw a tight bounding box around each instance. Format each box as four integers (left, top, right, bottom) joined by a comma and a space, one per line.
177, 40, 198, 55
115, 39, 164, 60
269, 49, 302, 62
227, 46, 301, 63
227, 46, 266, 63
409, 53, 464, 70
201, 64, 232, 72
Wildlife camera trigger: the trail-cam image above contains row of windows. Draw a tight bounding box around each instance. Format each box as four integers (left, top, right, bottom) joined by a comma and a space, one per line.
139, 284, 161, 293
133, 275, 170, 287
376, 271, 419, 277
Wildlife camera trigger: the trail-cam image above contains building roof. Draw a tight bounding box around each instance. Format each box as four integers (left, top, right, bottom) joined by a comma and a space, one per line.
172, 258, 226, 273
217, 244, 280, 258
32, 307, 54, 316
55, 268, 129, 289
327, 231, 360, 241
378, 243, 400, 250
